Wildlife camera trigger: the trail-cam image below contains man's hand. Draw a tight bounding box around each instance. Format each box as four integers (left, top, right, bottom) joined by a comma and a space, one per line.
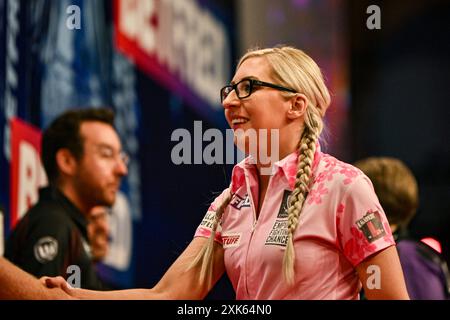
41, 276, 74, 295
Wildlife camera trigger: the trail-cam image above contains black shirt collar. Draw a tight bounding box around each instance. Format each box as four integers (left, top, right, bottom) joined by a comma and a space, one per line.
38, 186, 89, 239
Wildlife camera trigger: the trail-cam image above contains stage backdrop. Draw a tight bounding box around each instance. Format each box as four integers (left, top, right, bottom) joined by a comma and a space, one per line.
1, 0, 236, 294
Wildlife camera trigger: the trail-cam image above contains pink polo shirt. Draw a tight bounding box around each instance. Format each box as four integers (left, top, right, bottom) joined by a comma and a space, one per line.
195, 146, 395, 300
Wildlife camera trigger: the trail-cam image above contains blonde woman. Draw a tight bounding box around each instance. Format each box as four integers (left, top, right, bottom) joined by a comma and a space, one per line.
45, 46, 409, 299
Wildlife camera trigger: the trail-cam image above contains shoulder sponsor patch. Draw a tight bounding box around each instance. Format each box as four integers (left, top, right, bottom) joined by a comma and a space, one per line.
222, 233, 242, 248
34, 237, 58, 263
230, 193, 251, 210
356, 210, 386, 243
199, 211, 217, 230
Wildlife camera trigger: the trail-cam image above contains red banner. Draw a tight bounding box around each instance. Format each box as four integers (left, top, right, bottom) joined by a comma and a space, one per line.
9, 118, 47, 229
114, 0, 230, 111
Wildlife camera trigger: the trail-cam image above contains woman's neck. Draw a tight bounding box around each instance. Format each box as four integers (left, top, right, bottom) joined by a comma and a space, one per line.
255, 130, 300, 175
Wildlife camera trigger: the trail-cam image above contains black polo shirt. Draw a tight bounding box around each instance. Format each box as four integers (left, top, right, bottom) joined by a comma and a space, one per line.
5, 187, 104, 290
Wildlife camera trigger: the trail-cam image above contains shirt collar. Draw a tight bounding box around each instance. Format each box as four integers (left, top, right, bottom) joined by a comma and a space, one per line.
39, 186, 89, 238
276, 143, 322, 190
231, 143, 322, 191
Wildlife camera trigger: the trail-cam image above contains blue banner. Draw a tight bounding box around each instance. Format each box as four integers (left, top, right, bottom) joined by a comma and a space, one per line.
1, 0, 45, 238
0, 0, 140, 288
38, 0, 140, 288
1, 0, 235, 298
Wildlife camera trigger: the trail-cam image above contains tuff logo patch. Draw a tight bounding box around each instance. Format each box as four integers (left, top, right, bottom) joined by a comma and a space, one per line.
222, 233, 242, 248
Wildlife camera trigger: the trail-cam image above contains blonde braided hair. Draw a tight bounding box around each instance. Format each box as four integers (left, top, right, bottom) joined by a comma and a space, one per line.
191, 46, 330, 286
284, 110, 322, 283
188, 189, 232, 287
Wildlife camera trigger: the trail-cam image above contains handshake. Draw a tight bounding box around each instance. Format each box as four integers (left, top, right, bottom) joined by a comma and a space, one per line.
40, 276, 83, 299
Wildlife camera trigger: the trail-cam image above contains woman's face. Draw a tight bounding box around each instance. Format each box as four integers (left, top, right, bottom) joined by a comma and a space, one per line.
223, 57, 293, 157
223, 56, 291, 132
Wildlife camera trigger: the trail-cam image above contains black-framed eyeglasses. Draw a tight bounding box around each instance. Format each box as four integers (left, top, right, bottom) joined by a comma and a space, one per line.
220, 78, 297, 103
94, 144, 130, 167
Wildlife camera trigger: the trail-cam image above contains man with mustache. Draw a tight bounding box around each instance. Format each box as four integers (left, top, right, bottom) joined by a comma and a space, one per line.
4, 108, 128, 290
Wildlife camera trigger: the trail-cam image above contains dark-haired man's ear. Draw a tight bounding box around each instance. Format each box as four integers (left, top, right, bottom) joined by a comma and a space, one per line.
55, 149, 77, 178
286, 93, 307, 120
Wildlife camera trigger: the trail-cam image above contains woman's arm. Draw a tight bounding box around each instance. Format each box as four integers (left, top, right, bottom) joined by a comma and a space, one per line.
46, 237, 226, 299
356, 245, 409, 300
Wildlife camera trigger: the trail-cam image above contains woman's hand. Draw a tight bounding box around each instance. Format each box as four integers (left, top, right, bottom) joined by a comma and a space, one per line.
41, 276, 78, 298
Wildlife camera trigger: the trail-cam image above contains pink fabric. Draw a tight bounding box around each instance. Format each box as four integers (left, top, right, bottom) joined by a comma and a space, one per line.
195, 146, 395, 299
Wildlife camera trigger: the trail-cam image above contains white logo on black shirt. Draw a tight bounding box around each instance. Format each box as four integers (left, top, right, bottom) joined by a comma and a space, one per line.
34, 237, 58, 263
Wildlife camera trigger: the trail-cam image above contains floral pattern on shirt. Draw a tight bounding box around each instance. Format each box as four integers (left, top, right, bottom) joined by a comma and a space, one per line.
231, 168, 246, 193
383, 221, 394, 243
307, 183, 329, 205
316, 167, 340, 184
317, 155, 361, 186
339, 166, 360, 185
194, 147, 395, 299
286, 163, 298, 190
343, 226, 378, 264
323, 156, 338, 169
336, 199, 393, 266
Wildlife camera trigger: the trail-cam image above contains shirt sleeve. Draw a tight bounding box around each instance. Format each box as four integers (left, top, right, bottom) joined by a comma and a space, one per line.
336, 175, 395, 267
193, 188, 230, 244
9, 216, 71, 278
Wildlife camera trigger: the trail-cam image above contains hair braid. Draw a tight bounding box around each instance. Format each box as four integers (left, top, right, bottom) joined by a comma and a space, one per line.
283, 114, 320, 284
188, 189, 232, 287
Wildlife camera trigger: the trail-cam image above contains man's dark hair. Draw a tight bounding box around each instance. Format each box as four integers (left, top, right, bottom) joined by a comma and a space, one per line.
42, 108, 115, 185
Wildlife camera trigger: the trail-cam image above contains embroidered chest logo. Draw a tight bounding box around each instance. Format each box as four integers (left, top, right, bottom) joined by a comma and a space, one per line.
277, 190, 291, 218
222, 233, 242, 248
265, 190, 291, 247
230, 193, 251, 210
34, 237, 58, 263
356, 210, 386, 243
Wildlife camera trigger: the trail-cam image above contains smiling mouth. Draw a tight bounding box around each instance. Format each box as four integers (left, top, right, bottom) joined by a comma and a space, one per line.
231, 118, 249, 126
